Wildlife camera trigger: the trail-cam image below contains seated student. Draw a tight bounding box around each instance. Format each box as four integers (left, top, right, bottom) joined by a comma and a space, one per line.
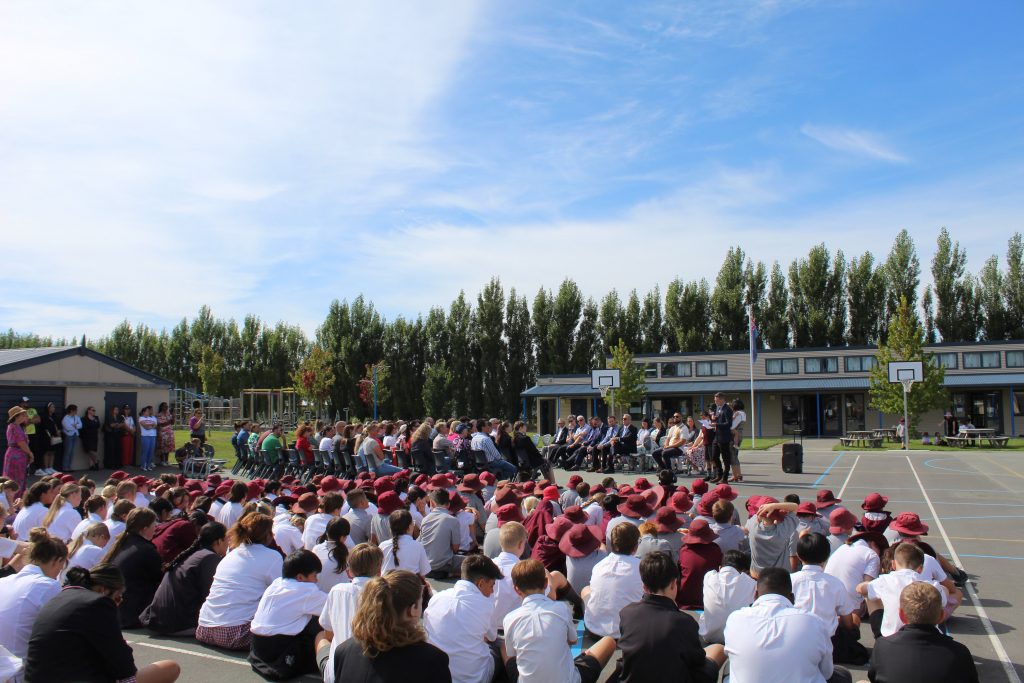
826, 531, 885, 610
249, 549, 329, 680
858, 542, 949, 638
370, 491, 402, 545
343, 489, 373, 546
797, 502, 831, 538
699, 549, 756, 645
71, 494, 108, 542
827, 509, 858, 554
0, 529, 67, 658
709, 500, 747, 554
315, 544, 384, 683
502, 559, 617, 683
725, 567, 852, 683
332, 569, 450, 683
141, 522, 228, 636
921, 431, 932, 445
103, 506, 162, 629
197, 513, 283, 651
151, 503, 203, 565
313, 517, 352, 593
746, 498, 800, 575
883, 512, 968, 587
639, 507, 685, 559
617, 552, 727, 683
216, 482, 248, 529
275, 496, 310, 554
483, 503, 524, 559
792, 533, 863, 664
583, 522, 643, 639
859, 493, 893, 534
303, 492, 345, 550
105, 499, 135, 540
561, 522, 607, 595
419, 488, 465, 579
492, 522, 529, 632
530, 514, 571, 574
12, 481, 56, 539
68, 521, 111, 569
423, 554, 504, 683
450, 493, 480, 553
26, 564, 181, 683
559, 475, 584, 510
677, 519, 723, 610
381, 509, 431, 577
41, 482, 83, 543
867, 582, 979, 683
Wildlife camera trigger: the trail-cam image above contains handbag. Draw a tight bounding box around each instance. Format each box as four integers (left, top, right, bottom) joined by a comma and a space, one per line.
50, 435, 63, 446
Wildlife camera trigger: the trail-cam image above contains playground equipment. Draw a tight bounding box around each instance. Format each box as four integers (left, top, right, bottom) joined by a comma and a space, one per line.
240, 388, 300, 428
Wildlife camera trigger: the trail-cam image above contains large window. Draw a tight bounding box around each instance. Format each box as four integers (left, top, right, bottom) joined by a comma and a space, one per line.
1007, 351, 1024, 368
766, 358, 799, 375
844, 356, 878, 372
805, 357, 839, 374
695, 360, 727, 377
569, 399, 589, 419
934, 352, 958, 369
1014, 391, 1023, 417
642, 363, 658, 379
660, 362, 692, 378
963, 351, 1000, 369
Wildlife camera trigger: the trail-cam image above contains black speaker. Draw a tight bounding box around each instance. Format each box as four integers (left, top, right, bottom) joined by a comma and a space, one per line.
782, 443, 803, 474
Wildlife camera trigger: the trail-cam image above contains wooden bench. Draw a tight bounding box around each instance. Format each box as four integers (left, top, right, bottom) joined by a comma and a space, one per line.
987, 436, 1011, 448
840, 436, 883, 448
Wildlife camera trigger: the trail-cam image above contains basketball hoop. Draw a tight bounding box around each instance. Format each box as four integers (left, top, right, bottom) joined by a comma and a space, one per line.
901, 379, 914, 394
599, 386, 610, 400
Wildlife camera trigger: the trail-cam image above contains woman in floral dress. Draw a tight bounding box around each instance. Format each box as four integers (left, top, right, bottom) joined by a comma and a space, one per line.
157, 402, 175, 467
4, 407, 34, 496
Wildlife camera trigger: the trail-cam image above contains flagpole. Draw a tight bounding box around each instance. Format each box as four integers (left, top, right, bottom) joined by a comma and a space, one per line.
749, 306, 756, 448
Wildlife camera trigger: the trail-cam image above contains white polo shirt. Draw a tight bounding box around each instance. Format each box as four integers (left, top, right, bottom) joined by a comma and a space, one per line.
583, 552, 643, 638
69, 540, 106, 570
866, 568, 947, 637
0, 564, 61, 657
424, 580, 497, 683
12, 502, 47, 540
312, 541, 352, 593
250, 577, 327, 636
490, 551, 523, 633
791, 564, 858, 635
604, 514, 642, 547
216, 501, 245, 530
47, 502, 84, 543
319, 576, 371, 683
699, 566, 757, 644
302, 512, 334, 550
824, 539, 880, 603
724, 593, 834, 683
273, 519, 304, 556
198, 543, 283, 628
71, 512, 104, 542
584, 501, 602, 526
504, 594, 579, 683
379, 534, 431, 577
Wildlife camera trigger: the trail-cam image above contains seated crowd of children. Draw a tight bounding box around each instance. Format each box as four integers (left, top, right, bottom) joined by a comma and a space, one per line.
0, 460, 978, 683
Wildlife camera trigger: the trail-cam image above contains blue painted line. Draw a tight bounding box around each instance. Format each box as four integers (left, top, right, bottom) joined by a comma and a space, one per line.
960, 554, 1024, 561
810, 453, 844, 487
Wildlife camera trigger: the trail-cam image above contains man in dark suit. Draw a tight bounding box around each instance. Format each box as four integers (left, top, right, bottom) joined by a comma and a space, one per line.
597, 413, 638, 473
868, 582, 978, 683
544, 419, 570, 462
591, 415, 621, 473
567, 417, 606, 471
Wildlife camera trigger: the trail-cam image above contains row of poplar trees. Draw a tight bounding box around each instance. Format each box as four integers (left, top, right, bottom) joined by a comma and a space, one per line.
3, 229, 1022, 420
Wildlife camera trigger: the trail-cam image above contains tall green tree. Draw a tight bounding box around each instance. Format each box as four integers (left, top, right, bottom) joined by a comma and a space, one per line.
922, 286, 937, 344
475, 278, 507, 417
931, 227, 977, 341
293, 345, 335, 418
762, 262, 790, 349
639, 286, 664, 353
1004, 233, 1024, 339
447, 292, 474, 415
744, 259, 767, 347
787, 245, 846, 347
711, 247, 748, 349
621, 290, 643, 352
504, 289, 534, 419
599, 291, 624, 357
846, 252, 885, 345
664, 279, 712, 352
604, 340, 646, 415
880, 229, 920, 339
572, 298, 602, 372
548, 280, 582, 374
976, 255, 1007, 341
383, 317, 426, 417
422, 362, 454, 418
530, 288, 553, 375
868, 296, 946, 434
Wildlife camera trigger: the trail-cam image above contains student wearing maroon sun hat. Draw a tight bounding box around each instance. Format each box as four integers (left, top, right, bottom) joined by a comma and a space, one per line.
677, 519, 723, 610
560, 522, 606, 594
814, 489, 845, 520
860, 492, 892, 534
884, 512, 969, 589
827, 508, 858, 554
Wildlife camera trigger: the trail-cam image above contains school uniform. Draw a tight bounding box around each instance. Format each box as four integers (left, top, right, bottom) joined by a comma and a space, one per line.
419, 507, 463, 576
12, 502, 47, 540
333, 638, 451, 683
302, 512, 334, 550
273, 518, 304, 555
152, 518, 199, 565
380, 534, 431, 576
566, 550, 606, 594
504, 594, 603, 683
483, 528, 503, 559
110, 533, 163, 628
133, 492, 151, 509
46, 502, 83, 543
69, 540, 106, 569
217, 500, 245, 529
71, 511, 104, 542
825, 540, 881, 605
318, 576, 372, 683
140, 548, 222, 635
584, 501, 602, 526
370, 513, 392, 545
747, 514, 799, 574
868, 623, 979, 683
710, 522, 748, 554
343, 508, 373, 546
249, 577, 328, 679
198, 543, 283, 650
791, 565, 858, 636
866, 569, 948, 637
583, 553, 643, 638
312, 541, 352, 593
618, 594, 720, 683
104, 518, 126, 540
0, 564, 61, 657
491, 551, 523, 634
604, 514, 642, 547
455, 509, 477, 551
423, 580, 499, 683
678, 543, 723, 610
699, 566, 757, 644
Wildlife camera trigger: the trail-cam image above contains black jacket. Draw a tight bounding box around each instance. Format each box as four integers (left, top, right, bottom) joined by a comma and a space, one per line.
110, 533, 163, 628
615, 424, 639, 454
513, 433, 544, 469
868, 624, 978, 683
140, 548, 221, 634
713, 404, 734, 443
616, 594, 709, 683
334, 638, 451, 683
552, 427, 570, 446
25, 587, 137, 682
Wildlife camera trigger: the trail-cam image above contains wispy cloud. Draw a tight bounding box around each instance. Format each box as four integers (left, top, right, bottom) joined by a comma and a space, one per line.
801, 124, 910, 163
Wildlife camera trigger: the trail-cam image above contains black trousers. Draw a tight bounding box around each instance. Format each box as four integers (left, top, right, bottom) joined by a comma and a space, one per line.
652, 446, 683, 470
710, 441, 731, 479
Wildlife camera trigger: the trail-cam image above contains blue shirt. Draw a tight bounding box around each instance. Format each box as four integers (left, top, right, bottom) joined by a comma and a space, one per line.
471, 433, 503, 463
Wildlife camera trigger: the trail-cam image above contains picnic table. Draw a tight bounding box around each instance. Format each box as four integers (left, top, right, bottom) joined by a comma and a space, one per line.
873, 427, 900, 443
840, 430, 883, 448
944, 428, 1010, 448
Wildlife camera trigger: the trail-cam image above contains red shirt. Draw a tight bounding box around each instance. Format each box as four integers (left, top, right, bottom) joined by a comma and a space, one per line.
676, 543, 723, 610
295, 436, 314, 465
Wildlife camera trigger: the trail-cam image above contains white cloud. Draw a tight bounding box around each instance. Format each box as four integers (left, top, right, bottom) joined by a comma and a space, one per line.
801, 124, 909, 163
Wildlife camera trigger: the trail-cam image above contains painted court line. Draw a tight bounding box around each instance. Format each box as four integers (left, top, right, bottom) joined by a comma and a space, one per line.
810, 452, 843, 487
959, 554, 1024, 561
836, 454, 861, 499
906, 456, 1021, 683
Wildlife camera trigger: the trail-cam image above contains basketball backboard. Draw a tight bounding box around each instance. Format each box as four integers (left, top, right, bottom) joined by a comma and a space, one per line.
887, 361, 923, 384
591, 368, 621, 390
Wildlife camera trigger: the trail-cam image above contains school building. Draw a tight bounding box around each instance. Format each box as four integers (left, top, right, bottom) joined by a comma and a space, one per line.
522, 340, 1024, 438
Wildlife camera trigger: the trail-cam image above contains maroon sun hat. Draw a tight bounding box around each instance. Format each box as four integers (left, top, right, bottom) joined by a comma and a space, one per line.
291, 492, 319, 514
425, 474, 451, 491
274, 495, 297, 509
414, 474, 428, 487
815, 489, 841, 509
545, 516, 574, 542
848, 530, 890, 551
246, 481, 263, 500
589, 484, 606, 495
563, 505, 588, 524
633, 477, 652, 491
618, 485, 635, 496
669, 491, 692, 514
494, 485, 521, 508
712, 484, 739, 501
558, 523, 604, 558
696, 492, 720, 518
479, 471, 496, 486
745, 495, 766, 518
110, 470, 129, 481
496, 503, 524, 525
691, 478, 708, 495
60, 474, 76, 484
683, 518, 719, 545
449, 493, 468, 513
373, 477, 395, 494
829, 508, 858, 534
618, 494, 655, 519
566, 474, 583, 489
318, 476, 341, 496
654, 507, 683, 534
458, 474, 482, 493
797, 502, 821, 517
377, 491, 402, 515
861, 492, 889, 512
890, 512, 929, 536
542, 486, 560, 502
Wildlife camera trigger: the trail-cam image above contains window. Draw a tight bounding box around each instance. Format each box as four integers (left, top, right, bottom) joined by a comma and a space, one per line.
766, 358, 799, 375
1007, 351, 1024, 368
642, 363, 658, 379
569, 399, 589, 419
660, 362, 692, 378
963, 351, 1000, 369
1014, 391, 1023, 417
805, 357, 839, 373
934, 352, 958, 369
695, 360, 727, 377
844, 356, 878, 372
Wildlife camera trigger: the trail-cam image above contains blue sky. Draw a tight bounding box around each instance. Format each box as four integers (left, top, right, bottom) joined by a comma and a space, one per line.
2, 1, 1022, 339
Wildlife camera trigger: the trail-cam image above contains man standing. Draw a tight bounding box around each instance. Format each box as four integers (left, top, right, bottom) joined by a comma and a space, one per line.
710, 394, 734, 484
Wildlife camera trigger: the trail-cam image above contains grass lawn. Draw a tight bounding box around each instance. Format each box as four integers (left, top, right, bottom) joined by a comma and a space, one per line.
173, 429, 238, 468
745, 437, 790, 450
833, 437, 1024, 451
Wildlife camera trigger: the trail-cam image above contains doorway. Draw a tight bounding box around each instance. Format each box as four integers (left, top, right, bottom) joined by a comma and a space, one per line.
821, 394, 842, 436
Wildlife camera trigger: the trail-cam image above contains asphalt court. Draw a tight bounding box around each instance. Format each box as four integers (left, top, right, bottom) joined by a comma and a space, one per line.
120, 446, 1024, 682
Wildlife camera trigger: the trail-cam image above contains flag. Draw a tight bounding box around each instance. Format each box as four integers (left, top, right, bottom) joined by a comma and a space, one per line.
749, 309, 758, 364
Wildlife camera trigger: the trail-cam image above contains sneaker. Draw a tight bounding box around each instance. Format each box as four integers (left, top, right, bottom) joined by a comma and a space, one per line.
33, 468, 47, 476
44, 468, 56, 475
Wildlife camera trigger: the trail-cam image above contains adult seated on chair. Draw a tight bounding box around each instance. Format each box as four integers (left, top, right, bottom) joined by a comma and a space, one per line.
590, 416, 620, 473
555, 416, 592, 469
408, 422, 434, 473
544, 418, 570, 460
261, 424, 285, 471
567, 417, 607, 472
600, 413, 638, 474
471, 419, 517, 479
359, 422, 403, 476
650, 413, 687, 471
513, 421, 555, 482
430, 422, 454, 473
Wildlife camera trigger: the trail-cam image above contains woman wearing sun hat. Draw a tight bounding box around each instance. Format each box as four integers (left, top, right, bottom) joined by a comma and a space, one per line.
4, 406, 34, 496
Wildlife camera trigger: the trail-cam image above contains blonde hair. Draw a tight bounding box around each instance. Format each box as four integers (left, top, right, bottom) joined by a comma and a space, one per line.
499, 521, 527, 551
101, 485, 117, 501
68, 522, 110, 558
352, 570, 425, 657
42, 483, 81, 528
900, 581, 943, 625
411, 422, 432, 441
522, 496, 539, 515
348, 543, 384, 578
638, 520, 658, 536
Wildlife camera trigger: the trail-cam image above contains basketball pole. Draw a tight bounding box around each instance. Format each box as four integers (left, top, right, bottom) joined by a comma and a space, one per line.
902, 380, 910, 450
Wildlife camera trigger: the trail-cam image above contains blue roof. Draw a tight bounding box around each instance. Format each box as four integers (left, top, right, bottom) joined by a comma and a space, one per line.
943, 372, 1024, 387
